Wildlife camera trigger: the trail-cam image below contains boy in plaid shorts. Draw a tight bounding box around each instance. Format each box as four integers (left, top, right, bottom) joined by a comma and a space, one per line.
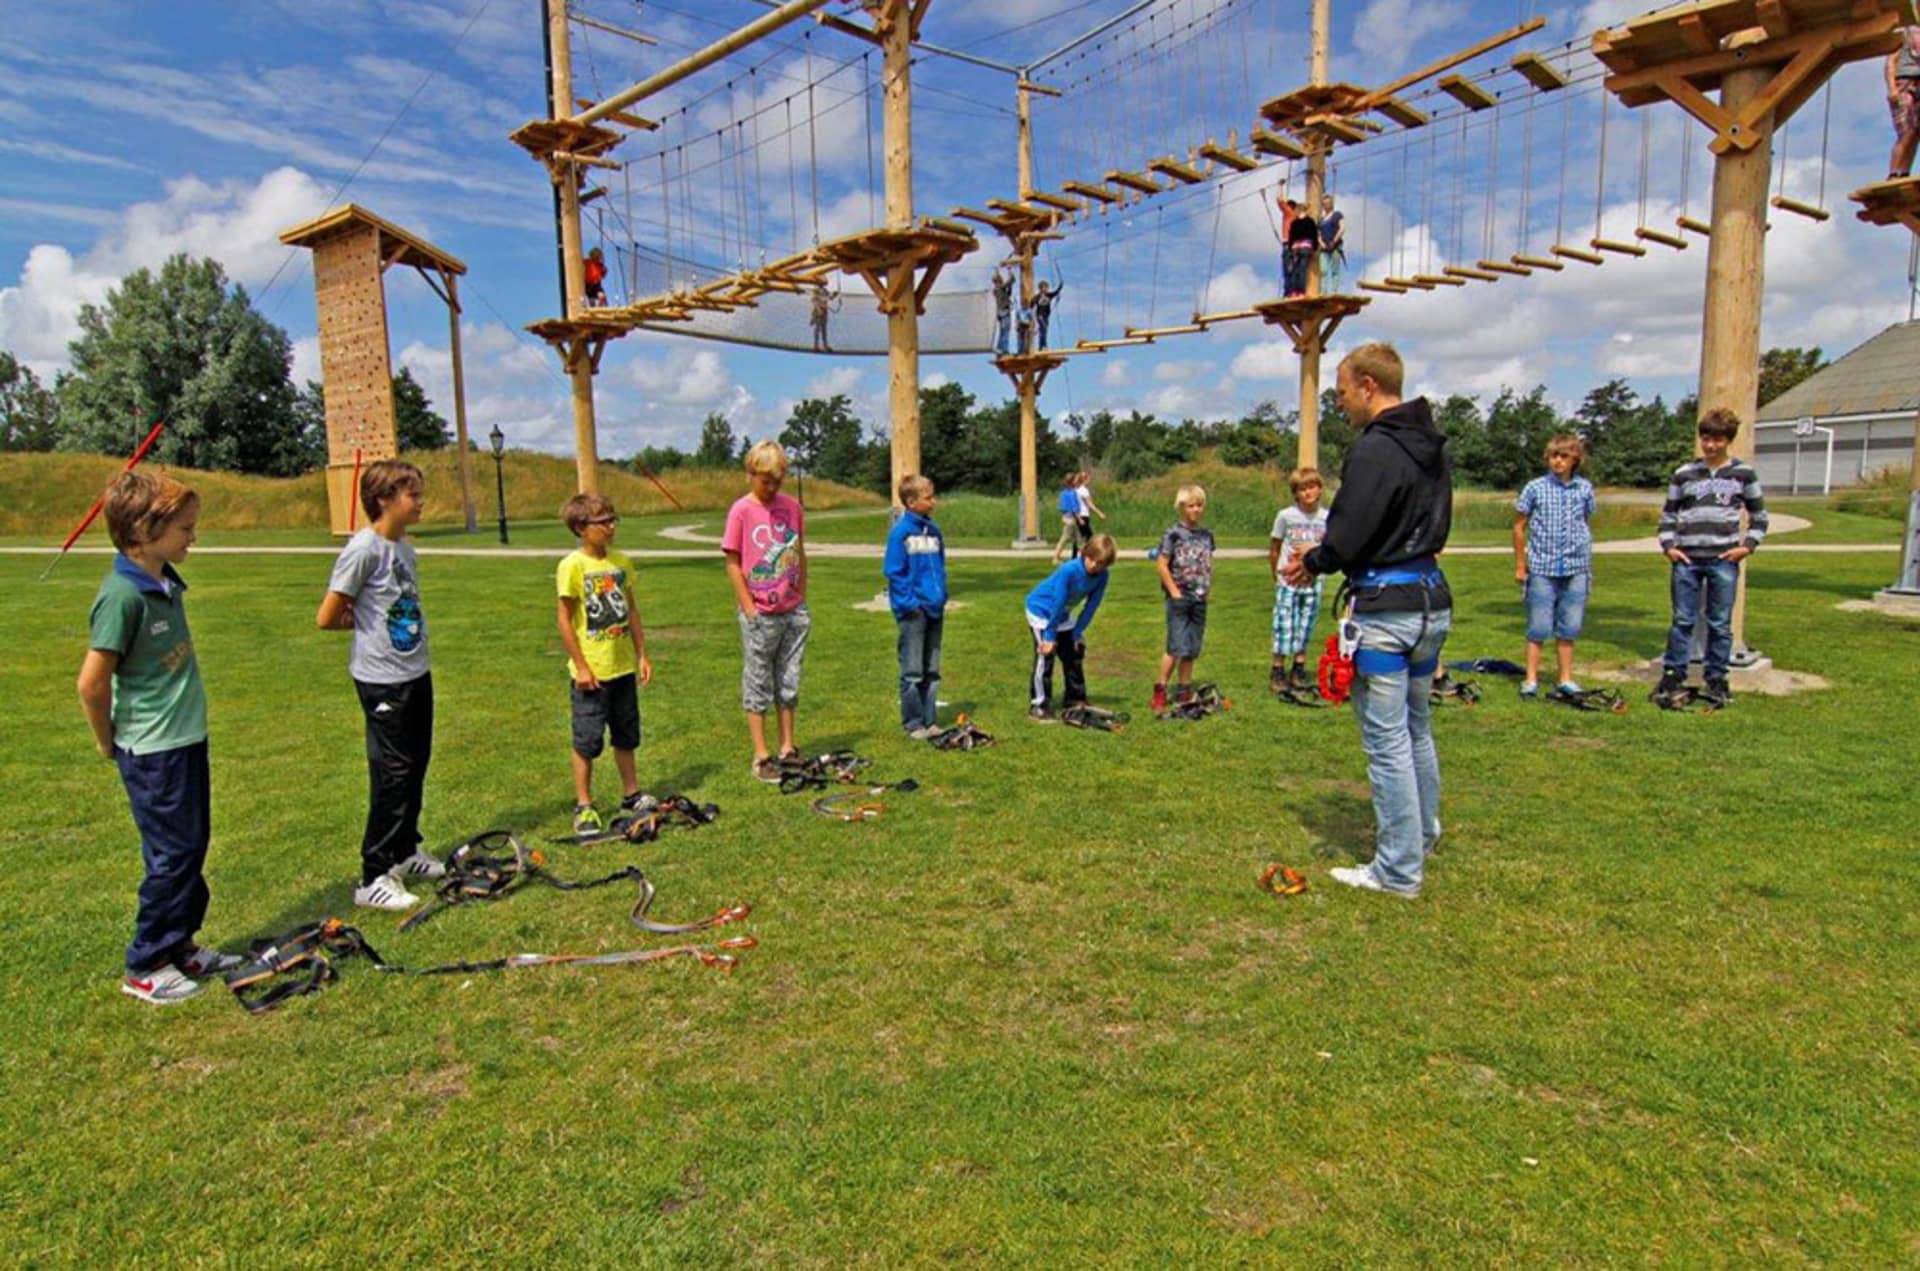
1268, 467, 1328, 694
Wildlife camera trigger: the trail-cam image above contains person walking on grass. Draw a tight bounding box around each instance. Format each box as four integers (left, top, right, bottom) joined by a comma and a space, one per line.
723, 441, 810, 782
1282, 342, 1452, 899
317, 460, 448, 912
1514, 435, 1597, 702
556, 493, 653, 835
1052, 470, 1085, 562
77, 471, 243, 1003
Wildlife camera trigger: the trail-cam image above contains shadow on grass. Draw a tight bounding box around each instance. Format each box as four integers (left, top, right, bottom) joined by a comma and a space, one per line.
1292, 786, 1375, 862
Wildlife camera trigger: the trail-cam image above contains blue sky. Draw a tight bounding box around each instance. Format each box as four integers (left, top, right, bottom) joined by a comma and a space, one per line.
2, 0, 1915, 459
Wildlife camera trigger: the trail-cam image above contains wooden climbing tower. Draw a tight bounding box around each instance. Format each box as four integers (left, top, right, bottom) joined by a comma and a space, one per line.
1848, 174, 1920, 596
279, 204, 475, 536
1594, 0, 1914, 659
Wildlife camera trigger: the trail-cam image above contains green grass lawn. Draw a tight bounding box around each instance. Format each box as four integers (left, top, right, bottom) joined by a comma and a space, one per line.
3, 547, 1916, 1263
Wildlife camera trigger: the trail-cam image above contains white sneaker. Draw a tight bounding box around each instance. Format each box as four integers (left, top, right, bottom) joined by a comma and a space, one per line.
1329, 865, 1419, 899
122, 964, 202, 1004
395, 851, 447, 880
177, 945, 244, 977
354, 873, 421, 911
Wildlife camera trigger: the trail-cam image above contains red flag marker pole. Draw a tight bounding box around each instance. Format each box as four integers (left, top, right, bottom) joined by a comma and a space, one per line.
39, 420, 167, 581
348, 448, 363, 532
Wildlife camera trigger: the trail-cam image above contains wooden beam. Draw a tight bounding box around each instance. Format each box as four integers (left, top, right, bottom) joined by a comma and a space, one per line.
1191, 307, 1260, 325
571, 98, 658, 130
1677, 214, 1713, 236
1592, 237, 1649, 256
1509, 52, 1568, 91
1358, 279, 1408, 293
1412, 273, 1466, 287
1251, 127, 1307, 159
1384, 275, 1435, 289
1198, 142, 1259, 171
1770, 194, 1831, 221
1148, 156, 1208, 185
1444, 265, 1499, 281
1358, 16, 1545, 105
575, 0, 836, 125
1511, 253, 1564, 271
1552, 244, 1606, 264
1063, 180, 1123, 204
1126, 322, 1206, 337
1104, 169, 1164, 195
1755, 0, 1793, 40
1078, 336, 1154, 349
1306, 116, 1371, 143
950, 206, 1014, 230
1476, 259, 1531, 275
1437, 74, 1499, 110
1635, 226, 1689, 248
987, 197, 1054, 218
1676, 13, 1716, 55
1372, 97, 1431, 128
1027, 191, 1085, 212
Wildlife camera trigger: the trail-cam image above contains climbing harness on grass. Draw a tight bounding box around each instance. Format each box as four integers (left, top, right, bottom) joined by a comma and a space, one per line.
926, 715, 996, 750
1060, 703, 1130, 732
1156, 682, 1231, 721
222, 918, 756, 1015
1448, 657, 1526, 678
1546, 685, 1628, 714
1318, 619, 1360, 705
775, 750, 872, 794
549, 794, 722, 846
397, 831, 749, 937
1258, 864, 1309, 897
1651, 681, 1723, 712
1430, 673, 1481, 706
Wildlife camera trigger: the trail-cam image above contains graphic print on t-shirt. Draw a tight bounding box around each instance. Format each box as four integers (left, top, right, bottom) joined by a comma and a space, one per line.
749, 519, 799, 593
386, 559, 423, 654
582, 567, 631, 638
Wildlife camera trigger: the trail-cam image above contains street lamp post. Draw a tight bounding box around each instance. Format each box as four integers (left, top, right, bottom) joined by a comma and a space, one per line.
489, 424, 509, 545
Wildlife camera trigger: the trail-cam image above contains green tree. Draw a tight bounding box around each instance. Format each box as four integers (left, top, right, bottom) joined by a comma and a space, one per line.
916, 381, 976, 493
289, 380, 329, 471
633, 445, 689, 472
780, 395, 868, 486
392, 366, 450, 450
1473, 386, 1563, 490
695, 411, 737, 466
1219, 400, 1295, 469
1758, 346, 1826, 407
0, 352, 60, 451
57, 253, 314, 475
1579, 381, 1693, 487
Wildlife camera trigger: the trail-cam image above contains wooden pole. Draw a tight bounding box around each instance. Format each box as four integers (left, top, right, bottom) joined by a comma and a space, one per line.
445, 272, 478, 533
550, 0, 600, 494
1297, 0, 1332, 470
884, 0, 920, 505
1891, 409, 1920, 594
1694, 65, 1772, 656
1016, 78, 1039, 541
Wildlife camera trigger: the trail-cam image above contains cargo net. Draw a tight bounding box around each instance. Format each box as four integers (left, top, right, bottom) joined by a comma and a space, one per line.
619, 252, 995, 356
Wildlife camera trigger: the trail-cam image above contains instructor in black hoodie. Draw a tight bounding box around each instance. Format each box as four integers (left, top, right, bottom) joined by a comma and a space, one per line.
1281, 342, 1452, 898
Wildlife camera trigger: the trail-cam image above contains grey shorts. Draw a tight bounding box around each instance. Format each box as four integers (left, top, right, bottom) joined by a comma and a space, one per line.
1165, 595, 1208, 659
571, 672, 640, 758
739, 604, 811, 713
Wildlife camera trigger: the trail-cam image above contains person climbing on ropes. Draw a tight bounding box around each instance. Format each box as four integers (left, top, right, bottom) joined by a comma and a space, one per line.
1034, 277, 1064, 350
1283, 198, 1319, 298
1887, 25, 1920, 178
584, 247, 609, 307
809, 283, 838, 353
1281, 342, 1453, 899
992, 266, 1014, 355
1319, 193, 1346, 294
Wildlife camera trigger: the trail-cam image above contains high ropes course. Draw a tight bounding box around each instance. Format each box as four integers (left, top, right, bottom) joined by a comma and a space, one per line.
510, 0, 1919, 629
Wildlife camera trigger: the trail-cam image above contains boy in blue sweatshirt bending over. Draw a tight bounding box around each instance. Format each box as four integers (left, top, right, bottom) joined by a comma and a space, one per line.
883, 475, 948, 737
1024, 533, 1117, 722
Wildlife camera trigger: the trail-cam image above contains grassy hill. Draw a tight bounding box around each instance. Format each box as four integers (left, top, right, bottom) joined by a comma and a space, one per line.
0, 450, 883, 540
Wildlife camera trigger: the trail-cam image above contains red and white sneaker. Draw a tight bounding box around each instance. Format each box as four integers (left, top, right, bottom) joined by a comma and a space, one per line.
177, 945, 244, 977
121, 965, 202, 1005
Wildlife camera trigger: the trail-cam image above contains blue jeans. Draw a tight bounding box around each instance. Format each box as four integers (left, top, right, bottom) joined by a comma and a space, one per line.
1349, 607, 1452, 895
994, 313, 1011, 355
1283, 247, 1309, 295
896, 610, 943, 730
117, 739, 212, 972
1524, 571, 1589, 643
1664, 558, 1738, 680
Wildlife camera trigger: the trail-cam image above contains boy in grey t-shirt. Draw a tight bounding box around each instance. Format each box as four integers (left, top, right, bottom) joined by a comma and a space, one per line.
316, 460, 445, 911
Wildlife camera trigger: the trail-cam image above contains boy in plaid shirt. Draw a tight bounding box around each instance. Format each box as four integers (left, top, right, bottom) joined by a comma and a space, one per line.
1513, 435, 1597, 701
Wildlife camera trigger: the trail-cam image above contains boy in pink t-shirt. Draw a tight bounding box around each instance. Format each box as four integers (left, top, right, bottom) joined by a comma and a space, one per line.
722, 441, 810, 782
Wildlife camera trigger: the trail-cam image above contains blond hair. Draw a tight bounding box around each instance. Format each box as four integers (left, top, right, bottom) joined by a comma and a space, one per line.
1082, 533, 1118, 568
1289, 466, 1324, 495
360, 459, 425, 524
562, 492, 617, 535
898, 474, 933, 504
104, 471, 198, 553
1340, 342, 1404, 397
1544, 433, 1586, 471
1173, 484, 1207, 509
744, 440, 789, 477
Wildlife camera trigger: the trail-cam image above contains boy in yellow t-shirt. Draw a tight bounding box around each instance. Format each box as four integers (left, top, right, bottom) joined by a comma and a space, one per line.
556, 493, 653, 833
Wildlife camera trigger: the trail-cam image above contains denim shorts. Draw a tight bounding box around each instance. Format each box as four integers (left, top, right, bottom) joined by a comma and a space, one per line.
1165, 595, 1208, 659
570, 672, 640, 758
1524, 572, 1590, 643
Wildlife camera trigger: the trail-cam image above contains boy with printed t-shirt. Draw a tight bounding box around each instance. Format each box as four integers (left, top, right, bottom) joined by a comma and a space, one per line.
1269, 467, 1329, 694
723, 441, 810, 783
317, 460, 447, 912
556, 493, 653, 834
78, 471, 242, 1004
1152, 485, 1216, 713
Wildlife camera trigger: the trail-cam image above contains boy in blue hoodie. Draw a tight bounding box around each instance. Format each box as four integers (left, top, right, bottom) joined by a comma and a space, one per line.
1024, 533, 1117, 722
883, 475, 948, 737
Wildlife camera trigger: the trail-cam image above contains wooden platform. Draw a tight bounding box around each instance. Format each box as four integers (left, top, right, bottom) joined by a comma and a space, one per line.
1259, 82, 1370, 130
1593, 0, 1912, 153
993, 352, 1068, 374
508, 117, 626, 161
1849, 176, 1920, 234
1251, 294, 1371, 352
280, 204, 466, 276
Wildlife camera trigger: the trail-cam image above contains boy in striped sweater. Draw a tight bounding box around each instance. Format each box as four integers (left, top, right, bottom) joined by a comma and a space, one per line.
1655, 408, 1769, 707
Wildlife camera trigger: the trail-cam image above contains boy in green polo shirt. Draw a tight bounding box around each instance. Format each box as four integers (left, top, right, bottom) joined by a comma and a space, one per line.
77, 472, 241, 1004
556, 492, 652, 833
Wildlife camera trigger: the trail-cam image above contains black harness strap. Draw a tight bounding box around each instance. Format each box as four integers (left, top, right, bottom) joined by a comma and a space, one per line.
928, 720, 996, 750
1060, 703, 1130, 731
776, 751, 872, 794
399, 831, 641, 933
1430, 674, 1481, 706
1157, 682, 1231, 721
1548, 686, 1629, 714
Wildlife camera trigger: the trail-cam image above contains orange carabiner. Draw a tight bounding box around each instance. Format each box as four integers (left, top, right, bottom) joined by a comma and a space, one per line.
1258, 864, 1309, 897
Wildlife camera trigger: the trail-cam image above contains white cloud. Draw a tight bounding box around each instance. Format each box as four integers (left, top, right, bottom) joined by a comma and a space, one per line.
1153, 359, 1215, 382
805, 364, 864, 398
1100, 360, 1131, 388
1231, 340, 1301, 382
1350, 0, 1469, 76
921, 371, 951, 389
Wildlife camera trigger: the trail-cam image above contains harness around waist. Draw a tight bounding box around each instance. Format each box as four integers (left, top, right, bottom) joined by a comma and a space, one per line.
1351, 556, 1442, 588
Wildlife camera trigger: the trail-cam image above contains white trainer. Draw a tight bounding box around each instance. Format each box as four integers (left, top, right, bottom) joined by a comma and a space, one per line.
122, 965, 203, 1004
353, 873, 421, 911
395, 851, 447, 880
1329, 865, 1419, 899
177, 945, 244, 977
